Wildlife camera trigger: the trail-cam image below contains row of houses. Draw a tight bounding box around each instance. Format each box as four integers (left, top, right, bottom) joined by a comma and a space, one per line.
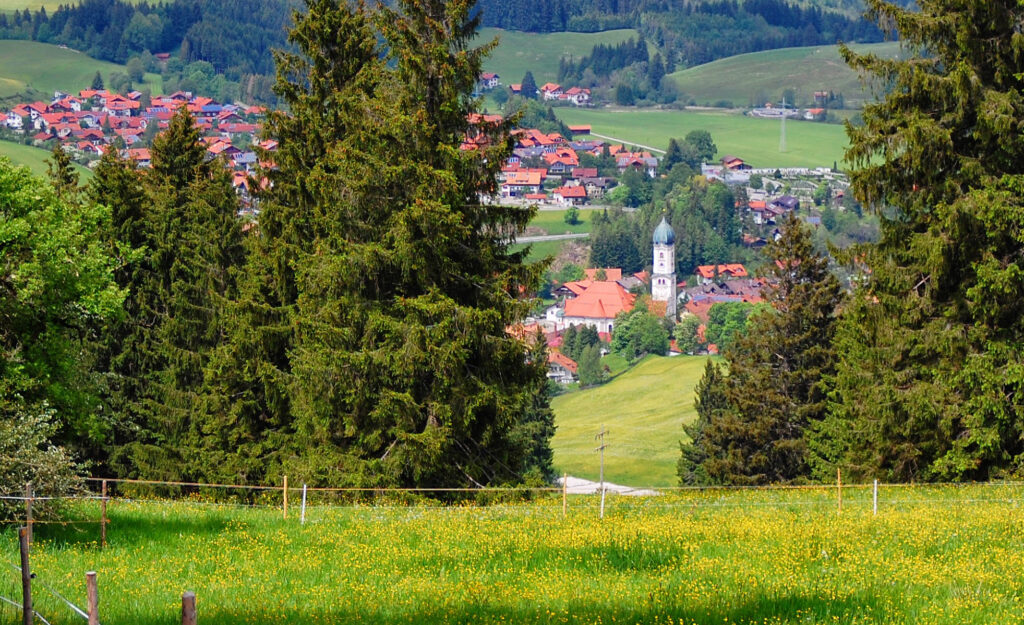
2, 89, 268, 175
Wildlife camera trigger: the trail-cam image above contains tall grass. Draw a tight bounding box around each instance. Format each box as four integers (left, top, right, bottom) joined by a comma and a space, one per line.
4, 484, 1022, 624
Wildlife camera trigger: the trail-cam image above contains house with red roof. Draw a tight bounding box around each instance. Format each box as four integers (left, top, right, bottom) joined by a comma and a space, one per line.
547, 351, 578, 384
695, 264, 749, 283
562, 280, 636, 334
562, 86, 591, 106
500, 170, 543, 198
478, 72, 500, 90
540, 83, 563, 100
552, 185, 587, 206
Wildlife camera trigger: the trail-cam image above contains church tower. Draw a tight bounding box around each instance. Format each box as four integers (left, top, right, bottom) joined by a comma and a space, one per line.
651, 216, 677, 317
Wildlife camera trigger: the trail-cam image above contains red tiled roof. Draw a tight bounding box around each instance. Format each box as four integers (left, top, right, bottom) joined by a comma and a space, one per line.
584, 268, 622, 281
564, 281, 635, 320
548, 351, 578, 374
695, 264, 749, 279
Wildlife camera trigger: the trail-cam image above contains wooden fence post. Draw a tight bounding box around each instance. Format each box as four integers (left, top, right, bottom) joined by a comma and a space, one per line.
19, 527, 32, 625
181, 591, 197, 625
283, 475, 288, 520
86, 571, 99, 625
100, 479, 108, 548
300, 484, 307, 525
562, 473, 567, 518
24, 483, 32, 545
837, 468, 842, 515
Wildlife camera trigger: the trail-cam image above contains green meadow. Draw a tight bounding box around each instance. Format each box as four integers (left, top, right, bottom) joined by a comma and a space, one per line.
479, 28, 640, 87
668, 42, 904, 108
3, 485, 1024, 624
557, 107, 849, 168
0, 141, 91, 179
0, 40, 162, 100
551, 355, 711, 486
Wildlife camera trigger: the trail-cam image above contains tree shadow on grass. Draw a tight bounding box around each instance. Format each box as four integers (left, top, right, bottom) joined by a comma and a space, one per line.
115, 593, 878, 625
26, 507, 233, 550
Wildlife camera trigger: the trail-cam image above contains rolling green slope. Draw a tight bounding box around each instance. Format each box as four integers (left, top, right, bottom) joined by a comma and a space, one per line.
0, 40, 161, 100
480, 27, 640, 86
0, 141, 91, 179
557, 107, 849, 168
668, 42, 904, 108
551, 355, 713, 487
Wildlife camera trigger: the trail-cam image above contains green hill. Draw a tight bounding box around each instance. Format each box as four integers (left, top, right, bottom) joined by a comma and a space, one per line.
668, 42, 904, 108
551, 355, 713, 487
0, 141, 91, 179
480, 27, 640, 87
0, 40, 161, 102
557, 107, 849, 168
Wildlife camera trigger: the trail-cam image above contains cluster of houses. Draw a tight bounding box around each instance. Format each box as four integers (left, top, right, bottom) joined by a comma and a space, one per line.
2, 89, 270, 204
476, 72, 593, 106
518, 258, 768, 383
493, 126, 658, 205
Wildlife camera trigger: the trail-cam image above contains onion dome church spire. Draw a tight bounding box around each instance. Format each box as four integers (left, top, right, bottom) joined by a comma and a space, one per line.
651, 216, 677, 317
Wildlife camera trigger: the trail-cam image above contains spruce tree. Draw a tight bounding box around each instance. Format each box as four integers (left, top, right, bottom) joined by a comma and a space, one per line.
208, 0, 553, 488
521, 70, 538, 99
91, 70, 104, 90
824, 0, 1024, 481
46, 144, 79, 201
680, 214, 842, 484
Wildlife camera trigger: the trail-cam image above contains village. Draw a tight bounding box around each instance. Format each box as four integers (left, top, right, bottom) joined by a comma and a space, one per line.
0, 82, 853, 393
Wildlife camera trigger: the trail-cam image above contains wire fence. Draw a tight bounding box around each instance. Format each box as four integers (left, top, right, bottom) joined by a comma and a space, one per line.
4, 475, 1024, 531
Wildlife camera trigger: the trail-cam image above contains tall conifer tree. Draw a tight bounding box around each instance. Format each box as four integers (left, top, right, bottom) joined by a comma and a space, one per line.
824, 0, 1024, 481
680, 215, 842, 484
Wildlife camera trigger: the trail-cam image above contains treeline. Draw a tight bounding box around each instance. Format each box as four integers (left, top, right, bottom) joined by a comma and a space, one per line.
1, 0, 554, 508
477, 0, 883, 67
680, 0, 1024, 485
558, 37, 650, 80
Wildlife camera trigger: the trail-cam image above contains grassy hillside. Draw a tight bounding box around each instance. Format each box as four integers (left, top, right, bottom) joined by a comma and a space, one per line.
0, 40, 161, 101
557, 107, 848, 168
0, 140, 91, 179
480, 28, 639, 86
668, 42, 904, 108
551, 355, 712, 487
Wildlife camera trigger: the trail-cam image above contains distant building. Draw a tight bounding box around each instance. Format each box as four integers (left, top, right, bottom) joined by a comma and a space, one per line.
651, 217, 677, 318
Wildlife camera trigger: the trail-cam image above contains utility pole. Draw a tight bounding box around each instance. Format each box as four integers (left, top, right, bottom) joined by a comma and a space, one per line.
595, 425, 608, 520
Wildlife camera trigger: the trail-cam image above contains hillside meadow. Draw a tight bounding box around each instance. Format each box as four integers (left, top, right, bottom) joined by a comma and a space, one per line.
3, 485, 1024, 624
668, 42, 904, 108
0, 41, 161, 100
551, 355, 710, 486
479, 28, 639, 87
0, 142, 91, 179
558, 107, 849, 168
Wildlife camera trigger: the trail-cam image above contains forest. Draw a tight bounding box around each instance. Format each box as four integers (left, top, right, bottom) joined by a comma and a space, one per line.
1, 0, 555, 519
477, 0, 884, 66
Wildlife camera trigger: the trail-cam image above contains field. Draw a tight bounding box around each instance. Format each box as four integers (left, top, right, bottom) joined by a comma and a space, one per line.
0, 140, 90, 178
0, 41, 161, 100
0, 0, 143, 11
479, 28, 640, 87
557, 107, 849, 168
551, 355, 711, 486
668, 42, 904, 108
3, 485, 1024, 624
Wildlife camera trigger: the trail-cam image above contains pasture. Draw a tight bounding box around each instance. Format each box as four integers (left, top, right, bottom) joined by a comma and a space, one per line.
0, 40, 161, 100
0, 141, 91, 178
479, 28, 640, 87
551, 355, 710, 486
557, 107, 850, 168
668, 42, 904, 108
3, 484, 1024, 624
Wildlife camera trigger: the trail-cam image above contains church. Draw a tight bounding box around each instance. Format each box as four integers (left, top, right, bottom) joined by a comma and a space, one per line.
651, 216, 677, 317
